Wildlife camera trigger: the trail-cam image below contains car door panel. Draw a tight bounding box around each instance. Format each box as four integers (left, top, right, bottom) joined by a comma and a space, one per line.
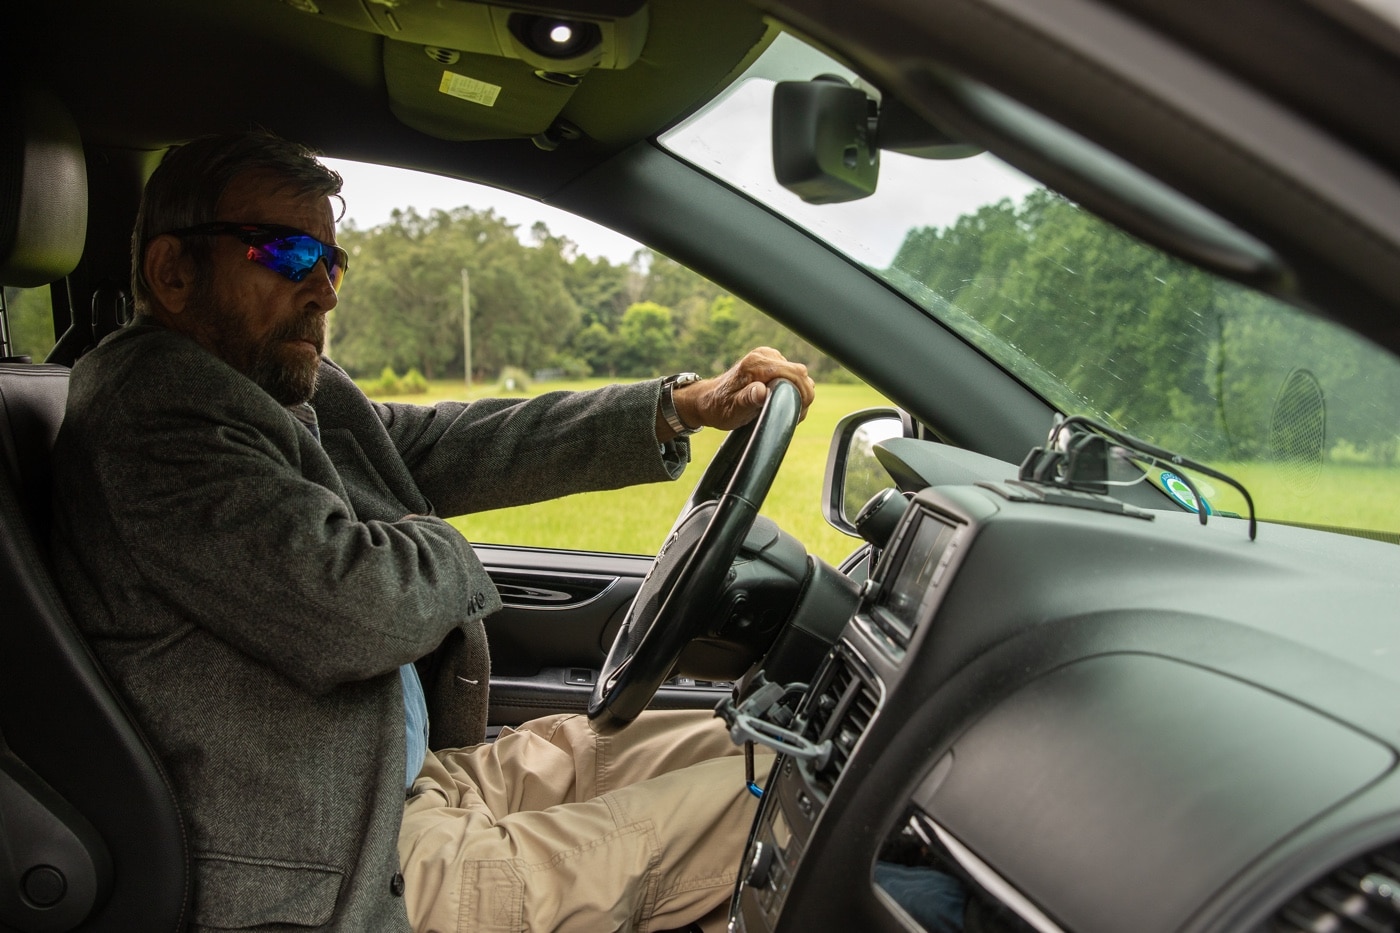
476, 545, 732, 729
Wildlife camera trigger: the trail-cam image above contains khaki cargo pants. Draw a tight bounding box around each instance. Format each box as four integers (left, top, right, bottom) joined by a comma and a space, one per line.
398, 709, 767, 932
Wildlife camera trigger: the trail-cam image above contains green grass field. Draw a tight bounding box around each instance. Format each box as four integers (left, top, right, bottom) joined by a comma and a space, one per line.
366, 377, 1400, 560
1172, 461, 1400, 539
366, 378, 893, 565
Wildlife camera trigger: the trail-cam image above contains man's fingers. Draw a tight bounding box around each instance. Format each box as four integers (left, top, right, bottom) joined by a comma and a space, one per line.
683, 348, 818, 431
765, 369, 814, 411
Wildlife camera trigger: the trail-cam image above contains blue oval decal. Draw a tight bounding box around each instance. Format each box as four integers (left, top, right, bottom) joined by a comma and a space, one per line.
1160, 471, 1211, 515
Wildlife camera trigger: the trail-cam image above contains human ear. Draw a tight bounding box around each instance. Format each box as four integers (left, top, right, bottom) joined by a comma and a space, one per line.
143, 235, 195, 316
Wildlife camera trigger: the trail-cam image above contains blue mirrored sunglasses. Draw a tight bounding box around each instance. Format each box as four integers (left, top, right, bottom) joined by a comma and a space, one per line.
167, 222, 348, 291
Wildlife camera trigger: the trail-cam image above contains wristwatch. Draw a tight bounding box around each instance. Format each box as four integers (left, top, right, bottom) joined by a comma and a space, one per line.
660, 372, 703, 436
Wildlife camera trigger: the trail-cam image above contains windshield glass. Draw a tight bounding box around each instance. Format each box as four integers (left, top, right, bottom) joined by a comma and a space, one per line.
662, 33, 1400, 541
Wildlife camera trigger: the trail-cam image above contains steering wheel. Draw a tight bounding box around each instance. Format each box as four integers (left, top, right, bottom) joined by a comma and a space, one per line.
588, 379, 804, 733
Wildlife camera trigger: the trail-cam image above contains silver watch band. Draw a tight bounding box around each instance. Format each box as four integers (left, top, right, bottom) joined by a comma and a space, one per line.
661, 373, 702, 436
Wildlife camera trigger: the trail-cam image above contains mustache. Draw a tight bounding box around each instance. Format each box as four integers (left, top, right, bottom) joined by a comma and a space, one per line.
267, 314, 326, 353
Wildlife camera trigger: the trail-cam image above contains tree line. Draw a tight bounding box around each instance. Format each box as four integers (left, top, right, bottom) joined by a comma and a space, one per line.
890, 188, 1400, 464
8, 189, 1396, 468
329, 206, 848, 384
2, 205, 845, 383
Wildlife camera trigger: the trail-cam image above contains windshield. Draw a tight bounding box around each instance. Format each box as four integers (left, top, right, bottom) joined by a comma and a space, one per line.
662, 33, 1400, 541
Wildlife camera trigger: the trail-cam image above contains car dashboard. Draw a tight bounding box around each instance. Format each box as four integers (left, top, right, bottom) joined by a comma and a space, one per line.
734, 463, 1400, 933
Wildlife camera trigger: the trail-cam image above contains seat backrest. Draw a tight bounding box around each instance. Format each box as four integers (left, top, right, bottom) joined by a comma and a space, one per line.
0, 87, 190, 933
0, 360, 190, 933
0, 363, 66, 536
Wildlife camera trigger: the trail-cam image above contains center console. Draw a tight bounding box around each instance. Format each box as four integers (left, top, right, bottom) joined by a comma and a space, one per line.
730, 491, 977, 932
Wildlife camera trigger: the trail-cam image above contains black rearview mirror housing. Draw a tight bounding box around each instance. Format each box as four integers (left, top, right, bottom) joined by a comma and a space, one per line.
772, 76, 879, 204
772, 77, 984, 205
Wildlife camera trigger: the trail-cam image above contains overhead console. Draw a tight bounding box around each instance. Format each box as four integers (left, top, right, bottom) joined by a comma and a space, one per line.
285, 0, 648, 74
269, 0, 768, 148
276, 0, 648, 143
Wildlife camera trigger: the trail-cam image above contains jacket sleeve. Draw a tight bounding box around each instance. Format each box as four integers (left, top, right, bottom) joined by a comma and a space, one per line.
88, 354, 485, 695
373, 378, 691, 517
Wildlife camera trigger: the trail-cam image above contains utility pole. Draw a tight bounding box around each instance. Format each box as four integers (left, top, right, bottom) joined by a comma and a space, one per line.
461, 267, 472, 392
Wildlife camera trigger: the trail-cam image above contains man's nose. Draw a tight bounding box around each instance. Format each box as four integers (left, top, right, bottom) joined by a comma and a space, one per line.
302, 259, 339, 312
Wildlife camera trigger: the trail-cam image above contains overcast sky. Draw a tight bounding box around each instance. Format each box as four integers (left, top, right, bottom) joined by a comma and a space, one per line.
327, 158, 646, 265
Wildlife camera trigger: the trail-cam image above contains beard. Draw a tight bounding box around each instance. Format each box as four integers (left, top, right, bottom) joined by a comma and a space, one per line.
189, 277, 325, 406
245, 316, 325, 406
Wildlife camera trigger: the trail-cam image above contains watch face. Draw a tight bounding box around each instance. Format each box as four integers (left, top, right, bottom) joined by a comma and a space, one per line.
674, 372, 701, 386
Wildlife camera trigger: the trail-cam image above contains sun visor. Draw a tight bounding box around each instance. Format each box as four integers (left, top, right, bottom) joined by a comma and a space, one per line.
382, 39, 578, 142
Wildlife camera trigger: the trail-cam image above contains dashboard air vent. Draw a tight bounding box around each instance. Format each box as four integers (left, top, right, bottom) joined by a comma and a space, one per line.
800, 649, 880, 798
1268, 841, 1400, 932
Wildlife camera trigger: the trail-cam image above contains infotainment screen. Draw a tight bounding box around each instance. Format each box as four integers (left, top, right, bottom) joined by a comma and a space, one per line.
872, 511, 959, 646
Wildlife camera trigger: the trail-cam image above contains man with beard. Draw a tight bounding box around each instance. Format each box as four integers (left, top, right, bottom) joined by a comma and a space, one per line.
49, 132, 813, 933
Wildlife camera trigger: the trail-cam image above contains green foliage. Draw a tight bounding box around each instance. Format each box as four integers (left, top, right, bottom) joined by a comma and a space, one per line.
567, 253, 640, 331
887, 189, 1400, 535
571, 321, 617, 377
4, 286, 57, 361
363, 366, 404, 396
360, 365, 429, 396
332, 206, 581, 382
544, 353, 592, 380
496, 366, 531, 393
686, 296, 745, 374
327, 207, 853, 386
887, 191, 1400, 465
615, 301, 676, 376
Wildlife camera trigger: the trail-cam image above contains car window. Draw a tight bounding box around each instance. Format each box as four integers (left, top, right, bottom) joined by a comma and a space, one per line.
4, 286, 57, 362
661, 33, 1400, 542
328, 164, 890, 564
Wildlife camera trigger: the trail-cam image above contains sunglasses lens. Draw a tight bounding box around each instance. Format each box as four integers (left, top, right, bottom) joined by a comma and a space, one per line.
248, 236, 346, 291
326, 247, 348, 292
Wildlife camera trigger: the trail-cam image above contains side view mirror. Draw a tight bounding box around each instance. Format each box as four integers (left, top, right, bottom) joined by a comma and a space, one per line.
822, 408, 906, 536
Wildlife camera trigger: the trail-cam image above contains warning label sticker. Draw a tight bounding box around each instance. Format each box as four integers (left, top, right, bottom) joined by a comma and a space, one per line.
438, 71, 501, 107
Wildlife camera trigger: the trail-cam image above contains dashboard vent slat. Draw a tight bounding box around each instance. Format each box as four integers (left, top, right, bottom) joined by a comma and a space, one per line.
1267, 842, 1400, 933
799, 649, 879, 799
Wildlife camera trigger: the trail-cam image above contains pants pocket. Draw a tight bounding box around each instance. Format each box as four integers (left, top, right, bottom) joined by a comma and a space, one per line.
462, 821, 660, 933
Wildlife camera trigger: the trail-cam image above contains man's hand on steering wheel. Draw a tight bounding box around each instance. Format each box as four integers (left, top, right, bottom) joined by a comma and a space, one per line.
658, 347, 816, 439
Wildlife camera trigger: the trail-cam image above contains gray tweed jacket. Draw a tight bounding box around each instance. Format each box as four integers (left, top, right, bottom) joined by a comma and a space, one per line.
50, 321, 687, 932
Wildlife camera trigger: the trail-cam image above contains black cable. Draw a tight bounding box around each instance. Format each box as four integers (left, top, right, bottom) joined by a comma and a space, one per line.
1050, 414, 1257, 541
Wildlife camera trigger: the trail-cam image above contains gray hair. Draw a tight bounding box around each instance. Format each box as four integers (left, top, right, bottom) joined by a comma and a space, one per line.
130, 131, 343, 314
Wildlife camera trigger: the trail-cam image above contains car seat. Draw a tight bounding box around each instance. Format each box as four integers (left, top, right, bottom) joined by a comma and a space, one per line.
0, 86, 190, 933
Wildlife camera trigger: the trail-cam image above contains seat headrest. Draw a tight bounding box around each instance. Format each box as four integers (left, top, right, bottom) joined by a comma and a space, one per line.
0, 87, 88, 287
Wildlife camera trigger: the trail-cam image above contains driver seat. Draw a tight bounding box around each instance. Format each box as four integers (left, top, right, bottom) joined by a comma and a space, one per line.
0, 85, 190, 932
